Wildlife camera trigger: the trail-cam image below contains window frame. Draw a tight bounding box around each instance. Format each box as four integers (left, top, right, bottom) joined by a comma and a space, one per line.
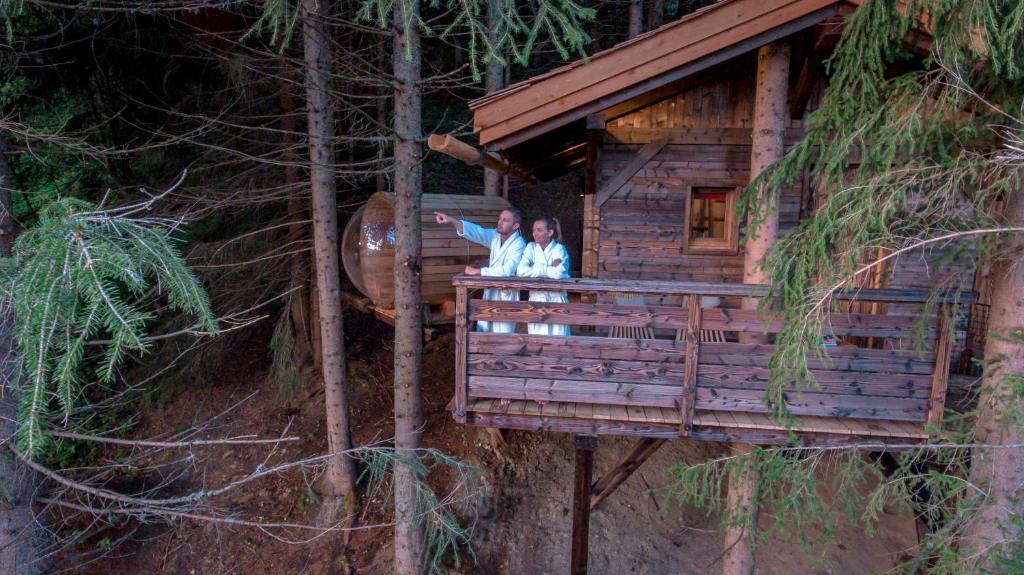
682, 184, 740, 255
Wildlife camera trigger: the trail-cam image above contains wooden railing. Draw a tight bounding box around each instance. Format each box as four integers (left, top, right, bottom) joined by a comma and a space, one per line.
452, 276, 972, 443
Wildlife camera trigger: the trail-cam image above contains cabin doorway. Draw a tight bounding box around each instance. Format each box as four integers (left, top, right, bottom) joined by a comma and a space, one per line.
507, 171, 587, 280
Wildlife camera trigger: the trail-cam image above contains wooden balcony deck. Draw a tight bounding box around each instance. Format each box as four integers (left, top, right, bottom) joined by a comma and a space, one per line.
451, 277, 971, 446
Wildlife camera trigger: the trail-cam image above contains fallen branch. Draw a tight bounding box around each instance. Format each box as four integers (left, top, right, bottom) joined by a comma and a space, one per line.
47, 430, 301, 448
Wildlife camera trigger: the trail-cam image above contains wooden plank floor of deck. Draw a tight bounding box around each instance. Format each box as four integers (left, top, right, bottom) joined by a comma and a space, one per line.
462, 399, 928, 440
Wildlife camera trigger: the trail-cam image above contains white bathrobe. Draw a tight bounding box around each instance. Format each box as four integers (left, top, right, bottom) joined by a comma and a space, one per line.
516, 241, 571, 336
458, 220, 527, 333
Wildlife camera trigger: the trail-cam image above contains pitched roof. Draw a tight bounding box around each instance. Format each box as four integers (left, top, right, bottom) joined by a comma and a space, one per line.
472, 0, 852, 151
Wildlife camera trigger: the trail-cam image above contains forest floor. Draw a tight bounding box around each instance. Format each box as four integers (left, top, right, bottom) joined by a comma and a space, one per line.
73, 309, 920, 574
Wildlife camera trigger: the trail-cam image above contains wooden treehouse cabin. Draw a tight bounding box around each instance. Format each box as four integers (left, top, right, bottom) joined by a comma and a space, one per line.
433, 0, 985, 570
444, 0, 983, 448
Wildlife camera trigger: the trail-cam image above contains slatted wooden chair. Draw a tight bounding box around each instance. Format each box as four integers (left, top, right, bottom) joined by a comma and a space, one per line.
699, 328, 726, 343
608, 293, 655, 339
608, 293, 726, 342
680, 295, 726, 343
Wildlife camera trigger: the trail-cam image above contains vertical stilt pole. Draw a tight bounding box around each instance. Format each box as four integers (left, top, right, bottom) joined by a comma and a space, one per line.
571, 435, 597, 575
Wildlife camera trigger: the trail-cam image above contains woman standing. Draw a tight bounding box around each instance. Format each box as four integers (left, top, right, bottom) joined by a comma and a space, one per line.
516, 216, 571, 336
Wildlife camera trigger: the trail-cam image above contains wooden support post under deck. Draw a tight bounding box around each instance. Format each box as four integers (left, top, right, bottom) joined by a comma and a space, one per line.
590, 438, 665, 511
571, 435, 597, 575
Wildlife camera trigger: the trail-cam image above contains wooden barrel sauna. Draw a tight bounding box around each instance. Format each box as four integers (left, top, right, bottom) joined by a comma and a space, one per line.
341, 192, 512, 306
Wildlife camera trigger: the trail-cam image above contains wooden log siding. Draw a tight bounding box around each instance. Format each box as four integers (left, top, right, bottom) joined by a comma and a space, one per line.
452, 276, 969, 441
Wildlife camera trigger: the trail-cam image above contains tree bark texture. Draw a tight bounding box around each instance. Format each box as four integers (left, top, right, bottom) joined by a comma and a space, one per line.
962, 184, 1024, 568
0, 132, 15, 256
646, 0, 664, 31
0, 132, 44, 575
742, 41, 790, 290
722, 443, 759, 575
483, 0, 504, 197
392, 0, 426, 570
727, 41, 790, 575
301, 0, 356, 502
376, 38, 390, 195
628, 0, 643, 39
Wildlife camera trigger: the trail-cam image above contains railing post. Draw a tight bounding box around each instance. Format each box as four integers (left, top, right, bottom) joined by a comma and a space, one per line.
454, 285, 469, 422
927, 304, 953, 430
680, 293, 701, 436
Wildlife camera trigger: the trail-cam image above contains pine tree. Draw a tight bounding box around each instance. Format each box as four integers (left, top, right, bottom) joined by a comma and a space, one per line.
723, 0, 1024, 570
660, 1, 1024, 572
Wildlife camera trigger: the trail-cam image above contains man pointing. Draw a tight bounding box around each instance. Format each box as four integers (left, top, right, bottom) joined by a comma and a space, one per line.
435, 207, 526, 333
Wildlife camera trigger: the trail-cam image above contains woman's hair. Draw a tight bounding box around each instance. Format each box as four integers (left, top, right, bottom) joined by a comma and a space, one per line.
536, 215, 562, 242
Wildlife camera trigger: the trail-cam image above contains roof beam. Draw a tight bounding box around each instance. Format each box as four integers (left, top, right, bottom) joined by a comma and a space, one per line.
481, 1, 841, 150
594, 138, 668, 207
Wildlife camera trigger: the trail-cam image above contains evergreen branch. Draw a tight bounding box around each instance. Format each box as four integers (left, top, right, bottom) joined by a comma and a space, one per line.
808, 226, 1024, 322
3, 191, 218, 457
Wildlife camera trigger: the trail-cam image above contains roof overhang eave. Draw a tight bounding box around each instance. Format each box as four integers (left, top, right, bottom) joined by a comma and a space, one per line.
481, 2, 845, 152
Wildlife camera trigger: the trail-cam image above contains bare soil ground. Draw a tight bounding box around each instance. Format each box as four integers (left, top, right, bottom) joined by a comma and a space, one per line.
71, 310, 918, 574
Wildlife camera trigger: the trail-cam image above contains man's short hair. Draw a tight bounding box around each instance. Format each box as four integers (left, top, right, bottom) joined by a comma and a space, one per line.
503, 206, 524, 225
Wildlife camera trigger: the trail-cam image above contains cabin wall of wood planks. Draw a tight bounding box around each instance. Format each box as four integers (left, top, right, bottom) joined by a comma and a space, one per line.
585, 71, 807, 286
583, 71, 980, 365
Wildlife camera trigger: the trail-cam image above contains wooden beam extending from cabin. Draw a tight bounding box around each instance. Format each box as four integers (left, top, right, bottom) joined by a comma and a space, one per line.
571, 435, 598, 575
594, 138, 668, 207
590, 438, 666, 512
427, 133, 537, 183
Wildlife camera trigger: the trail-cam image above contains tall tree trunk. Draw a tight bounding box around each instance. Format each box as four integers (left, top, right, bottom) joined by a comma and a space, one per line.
961, 184, 1024, 568
628, 0, 643, 39
301, 0, 357, 506
392, 0, 426, 570
482, 0, 508, 445
376, 38, 390, 195
483, 0, 504, 197
0, 132, 44, 575
646, 0, 663, 31
726, 41, 790, 575
281, 82, 314, 365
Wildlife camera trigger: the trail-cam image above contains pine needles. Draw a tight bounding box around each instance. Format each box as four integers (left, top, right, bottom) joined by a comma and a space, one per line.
247, 0, 594, 82
657, 1, 1024, 569
360, 446, 486, 574
738, 0, 1024, 408
2, 194, 217, 457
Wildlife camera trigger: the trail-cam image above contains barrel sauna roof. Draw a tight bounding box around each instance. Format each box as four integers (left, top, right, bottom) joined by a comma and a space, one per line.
470, 0, 862, 180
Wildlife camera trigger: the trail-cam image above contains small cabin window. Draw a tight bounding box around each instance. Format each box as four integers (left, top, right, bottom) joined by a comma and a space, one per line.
684, 185, 739, 254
